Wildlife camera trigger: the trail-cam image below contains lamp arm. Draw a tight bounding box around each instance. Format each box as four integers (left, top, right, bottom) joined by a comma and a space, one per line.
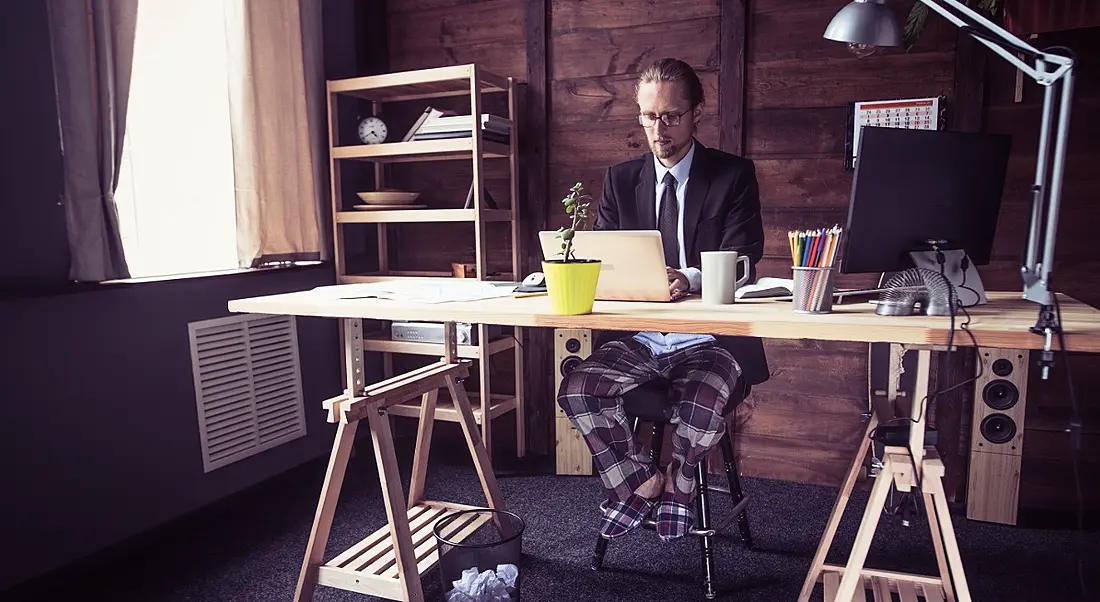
918, 0, 1072, 84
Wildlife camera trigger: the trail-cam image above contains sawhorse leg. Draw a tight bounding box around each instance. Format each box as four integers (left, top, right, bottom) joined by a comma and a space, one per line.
295, 320, 507, 602
294, 419, 359, 602
799, 347, 972, 602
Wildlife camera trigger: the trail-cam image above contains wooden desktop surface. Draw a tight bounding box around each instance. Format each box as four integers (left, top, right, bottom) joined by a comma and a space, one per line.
228, 290, 1100, 353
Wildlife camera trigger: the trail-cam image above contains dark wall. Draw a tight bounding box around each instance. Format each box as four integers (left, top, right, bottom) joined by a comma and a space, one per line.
0, 270, 341, 592
0, 0, 372, 591
0, 1, 69, 289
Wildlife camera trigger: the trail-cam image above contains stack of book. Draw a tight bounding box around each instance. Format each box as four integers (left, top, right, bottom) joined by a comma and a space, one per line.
403, 107, 510, 144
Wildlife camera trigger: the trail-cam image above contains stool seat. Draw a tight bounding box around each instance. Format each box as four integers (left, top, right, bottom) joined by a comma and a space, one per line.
622, 378, 750, 423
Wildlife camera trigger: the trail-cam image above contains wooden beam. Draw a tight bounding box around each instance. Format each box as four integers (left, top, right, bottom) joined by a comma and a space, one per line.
936, 27, 987, 505
719, 0, 748, 155
523, 0, 552, 456
950, 30, 987, 133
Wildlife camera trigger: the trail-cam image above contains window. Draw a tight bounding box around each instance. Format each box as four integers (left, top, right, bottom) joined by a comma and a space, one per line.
114, 0, 239, 279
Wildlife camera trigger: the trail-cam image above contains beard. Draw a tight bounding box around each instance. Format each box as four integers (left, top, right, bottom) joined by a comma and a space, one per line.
650, 138, 682, 159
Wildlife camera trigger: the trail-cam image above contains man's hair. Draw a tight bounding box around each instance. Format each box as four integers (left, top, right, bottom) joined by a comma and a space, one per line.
635, 58, 705, 108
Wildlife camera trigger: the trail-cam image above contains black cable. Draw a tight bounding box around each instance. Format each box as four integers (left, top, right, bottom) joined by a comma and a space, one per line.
1052, 293, 1088, 599
958, 254, 981, 308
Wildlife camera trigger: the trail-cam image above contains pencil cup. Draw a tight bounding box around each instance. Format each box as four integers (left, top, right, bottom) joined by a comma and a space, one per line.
792, 267, 836, 314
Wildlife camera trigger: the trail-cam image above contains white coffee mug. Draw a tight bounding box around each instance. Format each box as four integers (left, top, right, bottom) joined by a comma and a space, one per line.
701, 251, 750, 304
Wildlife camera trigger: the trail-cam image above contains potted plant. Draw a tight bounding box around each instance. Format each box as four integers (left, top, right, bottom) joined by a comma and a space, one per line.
542, 183, 602, 315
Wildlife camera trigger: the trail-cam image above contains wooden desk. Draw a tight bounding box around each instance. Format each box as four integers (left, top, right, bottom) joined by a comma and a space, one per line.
228, 289, 1100, 602
228, 291, 1100, 353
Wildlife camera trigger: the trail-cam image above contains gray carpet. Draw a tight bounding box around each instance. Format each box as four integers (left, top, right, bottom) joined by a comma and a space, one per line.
7, 439, 1097, 602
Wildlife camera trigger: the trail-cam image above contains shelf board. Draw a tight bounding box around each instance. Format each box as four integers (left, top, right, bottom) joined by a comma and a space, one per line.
336, 208, 512, 224
327, 64, 508, 102
362, 332, 516, 359
317, 500, 490, 599
331, 138, 509, 163
387, 392, 517, 424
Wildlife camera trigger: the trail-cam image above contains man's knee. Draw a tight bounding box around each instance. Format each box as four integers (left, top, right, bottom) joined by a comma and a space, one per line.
556, 360, 598, 412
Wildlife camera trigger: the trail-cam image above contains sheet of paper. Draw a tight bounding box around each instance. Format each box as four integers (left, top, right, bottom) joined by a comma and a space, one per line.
309, 281, 518, 304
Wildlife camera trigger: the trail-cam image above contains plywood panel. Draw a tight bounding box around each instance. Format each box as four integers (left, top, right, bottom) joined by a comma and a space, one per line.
389, 41, 527, 80
551, 17, 719, 80
749, 2, 955, 63
737, 433, 856, 485
552, 0, 720, 32
389, 0, 522, 48
748, 52, 955, 110
387, 0, 526, 77
745, 108, 847, 158
548, 116, 721, 168
551, 70, 719, 125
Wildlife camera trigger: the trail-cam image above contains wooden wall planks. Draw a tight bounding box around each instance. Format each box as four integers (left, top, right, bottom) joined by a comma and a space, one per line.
382, 1, 1099, 508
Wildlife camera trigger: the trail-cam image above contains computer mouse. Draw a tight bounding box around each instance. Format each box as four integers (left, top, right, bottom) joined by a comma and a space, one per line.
522, 271, 545, 287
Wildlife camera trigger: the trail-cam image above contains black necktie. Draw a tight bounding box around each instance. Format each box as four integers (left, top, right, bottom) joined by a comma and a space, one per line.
658, 172, 680, 268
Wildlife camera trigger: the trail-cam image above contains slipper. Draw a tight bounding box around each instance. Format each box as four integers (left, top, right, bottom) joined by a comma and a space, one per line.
599, 493, 656, 539
655, 497, 696, 541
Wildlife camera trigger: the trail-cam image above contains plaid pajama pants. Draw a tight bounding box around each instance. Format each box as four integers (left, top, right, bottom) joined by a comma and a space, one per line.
557, 338, 741, 507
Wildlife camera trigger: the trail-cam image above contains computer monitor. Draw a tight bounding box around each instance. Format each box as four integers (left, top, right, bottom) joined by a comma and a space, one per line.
840, 126, 1012, 304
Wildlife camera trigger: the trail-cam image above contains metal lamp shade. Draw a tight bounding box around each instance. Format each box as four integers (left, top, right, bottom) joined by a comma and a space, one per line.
824, 0, 902, 47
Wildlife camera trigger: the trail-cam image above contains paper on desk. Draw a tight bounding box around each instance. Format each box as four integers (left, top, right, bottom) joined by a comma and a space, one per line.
310, 280, 518, 304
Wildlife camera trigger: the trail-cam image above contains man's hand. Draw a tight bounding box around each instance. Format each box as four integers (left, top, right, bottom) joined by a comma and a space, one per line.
667, 267, 689, 299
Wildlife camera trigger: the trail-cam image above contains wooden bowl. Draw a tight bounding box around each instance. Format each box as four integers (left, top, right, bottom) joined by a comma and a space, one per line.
356, 191, 422, 205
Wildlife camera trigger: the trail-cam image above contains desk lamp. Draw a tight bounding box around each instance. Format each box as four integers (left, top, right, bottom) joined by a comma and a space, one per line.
824, 0, 1076, 379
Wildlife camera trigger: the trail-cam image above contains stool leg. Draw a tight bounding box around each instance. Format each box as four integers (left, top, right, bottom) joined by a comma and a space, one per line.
696, 463, 717, 600
649, 422, 666, 463
591, 535, 609, 570
720, 432, 753, 547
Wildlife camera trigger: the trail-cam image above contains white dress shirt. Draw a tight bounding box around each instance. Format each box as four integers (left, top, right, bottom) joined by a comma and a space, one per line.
633, 141, 716, 355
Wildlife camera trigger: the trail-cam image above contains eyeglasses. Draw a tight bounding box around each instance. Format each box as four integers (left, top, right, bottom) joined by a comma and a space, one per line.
638, 108, 692, 128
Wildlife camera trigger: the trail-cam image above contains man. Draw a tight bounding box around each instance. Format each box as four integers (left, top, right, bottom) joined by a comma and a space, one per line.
557, 58, 768, 542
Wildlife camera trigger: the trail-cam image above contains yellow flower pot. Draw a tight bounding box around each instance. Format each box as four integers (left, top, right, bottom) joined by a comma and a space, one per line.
542, 260, 602, 315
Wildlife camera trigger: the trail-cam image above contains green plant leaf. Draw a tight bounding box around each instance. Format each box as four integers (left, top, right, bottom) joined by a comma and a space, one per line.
903, 3, 929, 51
562, 228, 574, 240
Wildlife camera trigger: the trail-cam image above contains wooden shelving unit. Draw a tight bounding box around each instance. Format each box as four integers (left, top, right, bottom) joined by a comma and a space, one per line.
325, 64, 525, 457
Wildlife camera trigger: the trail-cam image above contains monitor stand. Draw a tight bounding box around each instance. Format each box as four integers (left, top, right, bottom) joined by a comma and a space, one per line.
909, 248, 987, 307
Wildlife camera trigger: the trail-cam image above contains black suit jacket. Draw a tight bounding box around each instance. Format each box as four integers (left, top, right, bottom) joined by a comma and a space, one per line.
592, 140, 770, 386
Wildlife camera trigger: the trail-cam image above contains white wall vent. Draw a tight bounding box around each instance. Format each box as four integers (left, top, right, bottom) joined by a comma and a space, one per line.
187, 314, 307, 472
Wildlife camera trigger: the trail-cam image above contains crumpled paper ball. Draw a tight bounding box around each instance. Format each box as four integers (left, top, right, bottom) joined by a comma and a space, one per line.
445, 564, 520, 602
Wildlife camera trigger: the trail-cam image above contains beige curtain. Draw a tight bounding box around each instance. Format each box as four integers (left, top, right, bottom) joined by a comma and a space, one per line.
223, 0, 328, 268
47, 0, 138, 281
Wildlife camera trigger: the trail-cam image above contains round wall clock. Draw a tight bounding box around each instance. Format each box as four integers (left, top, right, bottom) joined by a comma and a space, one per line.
357, 116, 388, 145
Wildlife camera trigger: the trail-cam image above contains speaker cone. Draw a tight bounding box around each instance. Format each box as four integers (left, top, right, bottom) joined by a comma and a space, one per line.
980, 413, 1017, 444
565, 338, 582, 353
982, 379, 1019, 410
992, 358, 1013, 377
560, 355, 583, 377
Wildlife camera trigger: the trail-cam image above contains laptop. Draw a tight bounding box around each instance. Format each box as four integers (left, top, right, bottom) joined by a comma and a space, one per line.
538, 230, 679, 302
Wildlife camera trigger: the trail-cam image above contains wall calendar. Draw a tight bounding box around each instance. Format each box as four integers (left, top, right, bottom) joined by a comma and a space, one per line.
845, 96, 944, 170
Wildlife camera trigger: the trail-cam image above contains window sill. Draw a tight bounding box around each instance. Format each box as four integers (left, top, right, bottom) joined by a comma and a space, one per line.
1, 262, 331, 301
102, 261, 326, 285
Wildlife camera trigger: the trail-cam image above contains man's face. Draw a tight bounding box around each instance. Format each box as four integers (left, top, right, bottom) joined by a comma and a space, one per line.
636, 81, 700, 162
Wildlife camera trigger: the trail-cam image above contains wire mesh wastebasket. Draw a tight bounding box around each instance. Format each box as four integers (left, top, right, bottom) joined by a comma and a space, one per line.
434, 508, 525, 602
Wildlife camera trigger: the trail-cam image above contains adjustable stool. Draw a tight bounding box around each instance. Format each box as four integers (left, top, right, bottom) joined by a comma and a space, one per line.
590, 378, 754, 599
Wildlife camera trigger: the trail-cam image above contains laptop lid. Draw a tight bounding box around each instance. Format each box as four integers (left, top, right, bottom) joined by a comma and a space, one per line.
538, 230, 670, 302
